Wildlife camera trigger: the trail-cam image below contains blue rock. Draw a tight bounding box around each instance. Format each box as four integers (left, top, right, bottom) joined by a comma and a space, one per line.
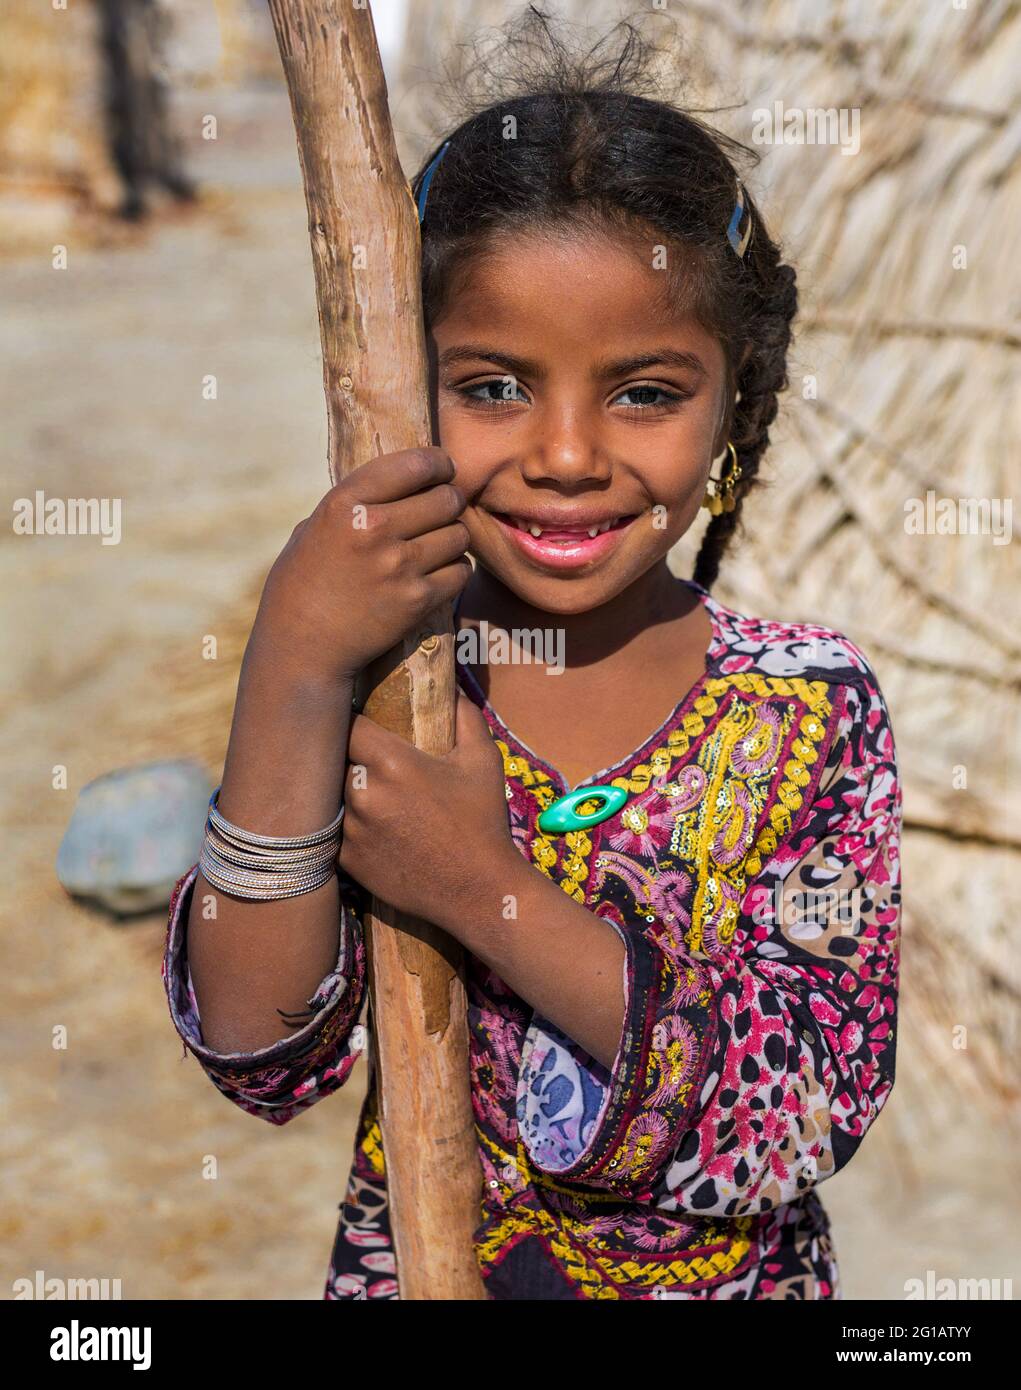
57, 760, 212, 915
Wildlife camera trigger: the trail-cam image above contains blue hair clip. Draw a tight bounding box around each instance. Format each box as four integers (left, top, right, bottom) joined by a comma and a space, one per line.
416, 141, 451, 224
727, 182, 752, 258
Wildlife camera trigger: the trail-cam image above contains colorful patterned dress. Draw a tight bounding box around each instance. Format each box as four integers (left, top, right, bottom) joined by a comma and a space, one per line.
162, 579, 901, 1300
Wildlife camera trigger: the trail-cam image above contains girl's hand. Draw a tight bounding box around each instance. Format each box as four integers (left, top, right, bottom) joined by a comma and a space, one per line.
249, 448, 471, 689
338, 692, 521, 931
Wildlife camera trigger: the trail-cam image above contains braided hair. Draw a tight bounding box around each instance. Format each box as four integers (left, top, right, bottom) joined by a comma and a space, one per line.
411, 11, 798, 590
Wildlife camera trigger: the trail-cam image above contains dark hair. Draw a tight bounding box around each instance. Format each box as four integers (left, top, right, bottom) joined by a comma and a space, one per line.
410, 9, 798, 590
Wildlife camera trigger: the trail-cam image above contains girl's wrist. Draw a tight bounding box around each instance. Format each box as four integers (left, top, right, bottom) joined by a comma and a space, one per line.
217, 646, 355, 839
241, 624, 358, 706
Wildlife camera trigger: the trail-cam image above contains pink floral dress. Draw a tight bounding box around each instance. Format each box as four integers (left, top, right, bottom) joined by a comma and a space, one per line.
162, 578, 901, 1300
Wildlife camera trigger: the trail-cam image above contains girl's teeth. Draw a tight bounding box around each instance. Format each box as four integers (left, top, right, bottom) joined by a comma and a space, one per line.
512, 516, 623, 538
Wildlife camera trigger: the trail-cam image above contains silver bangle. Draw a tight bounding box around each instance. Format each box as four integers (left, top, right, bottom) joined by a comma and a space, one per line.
200, 787, 345, 901
207, 789, 344, 848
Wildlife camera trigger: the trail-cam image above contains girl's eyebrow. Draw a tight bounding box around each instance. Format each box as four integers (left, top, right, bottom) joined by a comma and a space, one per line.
438, 345, 707, 378
598, 350, 707, 377
439, 346, 541, 376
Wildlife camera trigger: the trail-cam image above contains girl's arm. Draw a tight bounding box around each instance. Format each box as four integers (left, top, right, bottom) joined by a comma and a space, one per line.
162, 857, 367, 1126
432, 855, 627, 1070
183, 646, 354, 1055
161, 448, 472, 1111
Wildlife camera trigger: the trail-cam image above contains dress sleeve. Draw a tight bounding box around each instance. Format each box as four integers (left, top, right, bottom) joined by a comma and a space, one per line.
516, 669, 901, 1214
161, 864, 368, 1125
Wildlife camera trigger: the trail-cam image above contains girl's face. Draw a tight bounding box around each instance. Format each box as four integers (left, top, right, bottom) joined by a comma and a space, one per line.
430, 225, 731, 616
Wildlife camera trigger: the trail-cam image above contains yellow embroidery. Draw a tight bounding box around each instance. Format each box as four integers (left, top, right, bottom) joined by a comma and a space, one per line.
360, 1116, 386, 1178
667, 677, 833, 953
610, 729, 693, 795
495, 738, 553, 791
474, 1103, 755, 1295
473, 1203, 755, 1296
499, 677, 831, 931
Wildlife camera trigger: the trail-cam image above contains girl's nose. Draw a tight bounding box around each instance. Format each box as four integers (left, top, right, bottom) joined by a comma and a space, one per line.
519, 405, 612, 486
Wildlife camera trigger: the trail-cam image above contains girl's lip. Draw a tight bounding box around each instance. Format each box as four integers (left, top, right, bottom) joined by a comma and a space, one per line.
488, 511, 638, 569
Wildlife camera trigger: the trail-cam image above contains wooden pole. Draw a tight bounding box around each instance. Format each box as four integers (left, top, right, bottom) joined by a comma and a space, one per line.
266, 0, 486, 1300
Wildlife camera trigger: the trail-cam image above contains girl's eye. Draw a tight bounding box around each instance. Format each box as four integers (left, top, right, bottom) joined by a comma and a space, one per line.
613, 385, 686, 410
460, 379, 530, 406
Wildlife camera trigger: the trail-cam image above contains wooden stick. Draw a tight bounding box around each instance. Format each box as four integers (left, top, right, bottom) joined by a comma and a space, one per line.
266, 0, 486, 1300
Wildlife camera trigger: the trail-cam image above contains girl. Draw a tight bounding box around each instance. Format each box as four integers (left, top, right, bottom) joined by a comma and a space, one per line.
162, 23, 901, 1301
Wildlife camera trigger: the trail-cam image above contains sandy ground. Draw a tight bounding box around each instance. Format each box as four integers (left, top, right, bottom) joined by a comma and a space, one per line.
3, 81, 1016, 1301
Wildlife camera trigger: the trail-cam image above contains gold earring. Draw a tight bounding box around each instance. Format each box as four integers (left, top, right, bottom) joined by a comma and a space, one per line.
702, 442, 742, 516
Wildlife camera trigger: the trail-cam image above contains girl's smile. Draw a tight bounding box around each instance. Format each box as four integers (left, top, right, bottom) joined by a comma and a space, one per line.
486, 509, 639, 569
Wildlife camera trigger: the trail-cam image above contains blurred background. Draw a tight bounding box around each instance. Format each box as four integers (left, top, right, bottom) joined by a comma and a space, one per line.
2, 0, 1018, 1299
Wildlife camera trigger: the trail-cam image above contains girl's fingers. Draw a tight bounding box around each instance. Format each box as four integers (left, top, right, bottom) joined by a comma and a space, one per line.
346, 711, 389, 769
384, 478, 467, 540
420, 555, 474, 607
406, 520, 472, 574
346, 712, 440, 793
338, 448, 455, 507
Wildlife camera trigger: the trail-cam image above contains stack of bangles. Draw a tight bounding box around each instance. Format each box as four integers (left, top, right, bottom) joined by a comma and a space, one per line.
199, 787, 344, 900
